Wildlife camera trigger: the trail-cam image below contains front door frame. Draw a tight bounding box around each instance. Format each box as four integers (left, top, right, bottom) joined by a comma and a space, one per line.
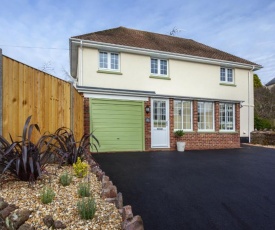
151, 98, 170, 148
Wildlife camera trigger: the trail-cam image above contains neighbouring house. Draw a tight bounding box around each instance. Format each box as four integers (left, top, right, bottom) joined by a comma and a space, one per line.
266, 77, 275, 90
69, 27, 262, 152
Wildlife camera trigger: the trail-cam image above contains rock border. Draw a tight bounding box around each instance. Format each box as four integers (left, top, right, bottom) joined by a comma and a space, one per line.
0, 157, 144, 230
87, 157, 144, 230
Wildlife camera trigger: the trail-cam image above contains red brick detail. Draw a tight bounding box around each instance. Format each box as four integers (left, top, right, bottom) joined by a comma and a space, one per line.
144, 98, 240, 151
84, 98, 90, 135
235, 103, 240, 132
193, 101, 198, 132
144, 100, 151, 150
215, 102, 219, 132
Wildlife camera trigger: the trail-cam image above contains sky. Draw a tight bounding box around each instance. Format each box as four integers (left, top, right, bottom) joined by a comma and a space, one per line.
0, 0, 274, 84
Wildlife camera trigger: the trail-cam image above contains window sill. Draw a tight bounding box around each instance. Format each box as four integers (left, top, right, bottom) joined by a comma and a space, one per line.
220, 83, 236, 87
219, 131, 238, 134
174, 130, 194, 133
149, 75, 171, 80
97, 70, 123, 75
198, 130, 216, 133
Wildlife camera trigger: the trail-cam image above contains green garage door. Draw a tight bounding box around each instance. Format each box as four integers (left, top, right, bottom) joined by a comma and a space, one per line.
90, 99, 144, 152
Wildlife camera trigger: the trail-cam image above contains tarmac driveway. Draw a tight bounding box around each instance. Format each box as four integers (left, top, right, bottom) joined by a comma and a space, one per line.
93, 145, 275, 230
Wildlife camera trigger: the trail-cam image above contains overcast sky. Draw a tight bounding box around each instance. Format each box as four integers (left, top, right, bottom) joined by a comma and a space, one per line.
0, 0, 274, 84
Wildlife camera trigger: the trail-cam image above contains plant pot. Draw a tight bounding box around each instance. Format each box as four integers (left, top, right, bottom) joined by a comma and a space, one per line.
176, 141, 186, 152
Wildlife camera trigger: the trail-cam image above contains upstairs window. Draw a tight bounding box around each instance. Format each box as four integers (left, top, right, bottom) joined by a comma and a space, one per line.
151, 58, 168, 76
220, 67, 233, 83
219, 103, 235, 131
99, 51, 119, 71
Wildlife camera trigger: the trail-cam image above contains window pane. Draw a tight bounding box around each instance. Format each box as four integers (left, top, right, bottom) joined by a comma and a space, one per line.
111, 53, 119, 70
151, 59, 158, 74
220, 103, 234, 130
99, 52, 108, 69
227, 69, 233, 82
174, 101, 182, 130
160, 60, 167, 75
182, 101, 191, 130
220, 68, 226, 81
198, 102, 213, 130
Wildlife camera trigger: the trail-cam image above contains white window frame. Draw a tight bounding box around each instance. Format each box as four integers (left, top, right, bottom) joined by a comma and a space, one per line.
174, 100, 193, 131
219, 103, 235, 132
220, 67, 234, 83
99, 51, 120, 71
198, 102, 215, 132
151, 58, 168, 76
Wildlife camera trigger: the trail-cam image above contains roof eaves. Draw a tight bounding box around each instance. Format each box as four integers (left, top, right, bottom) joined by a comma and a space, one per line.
70, 38, 262, 70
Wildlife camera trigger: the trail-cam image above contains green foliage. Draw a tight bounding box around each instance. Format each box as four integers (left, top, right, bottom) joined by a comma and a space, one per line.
40, 186, 55, 204
254, 115, 272, 130
77, 197, 96, 220
73, 157, 88, 178
174, 130, 185, 137
78, 182, 91, 197
253, 74, 263, 88
59, 171, 72, 186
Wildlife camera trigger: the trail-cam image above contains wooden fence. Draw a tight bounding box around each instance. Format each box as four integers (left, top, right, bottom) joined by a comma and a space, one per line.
1, 54, 84, 142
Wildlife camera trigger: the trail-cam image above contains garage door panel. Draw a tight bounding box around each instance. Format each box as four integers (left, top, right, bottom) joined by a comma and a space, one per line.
90, 99, 144, 152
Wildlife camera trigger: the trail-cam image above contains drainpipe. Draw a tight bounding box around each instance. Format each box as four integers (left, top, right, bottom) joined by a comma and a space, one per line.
248, 65, 255, 142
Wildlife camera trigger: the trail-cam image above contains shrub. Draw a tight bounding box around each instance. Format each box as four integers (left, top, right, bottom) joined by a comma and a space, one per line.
174, 130, 185, 137
73, 157, 88, 178
53, 127, 100, 165
254, 115, 272, 130
77, 197, 96, 220
40, 186, 55, 204
0, 116, 55, 182
78, 182, 91, 197
59, 171, 72, 186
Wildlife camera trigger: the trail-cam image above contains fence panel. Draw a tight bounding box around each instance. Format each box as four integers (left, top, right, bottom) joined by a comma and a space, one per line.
2, 55, 83, 142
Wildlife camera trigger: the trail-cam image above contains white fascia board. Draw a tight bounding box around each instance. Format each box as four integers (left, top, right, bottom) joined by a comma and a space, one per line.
70, 38, 262, 71
84, 93, 148, 101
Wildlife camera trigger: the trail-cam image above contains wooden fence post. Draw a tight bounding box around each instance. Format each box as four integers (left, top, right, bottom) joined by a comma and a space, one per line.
70, 82, 74, 133
0, 48, 3, 136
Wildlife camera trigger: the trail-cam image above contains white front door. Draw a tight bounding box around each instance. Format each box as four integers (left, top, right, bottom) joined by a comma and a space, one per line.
151, 99, 170, 148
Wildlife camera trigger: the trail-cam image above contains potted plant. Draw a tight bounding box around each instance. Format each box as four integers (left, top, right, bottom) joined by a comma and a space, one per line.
174, 130, 186, 152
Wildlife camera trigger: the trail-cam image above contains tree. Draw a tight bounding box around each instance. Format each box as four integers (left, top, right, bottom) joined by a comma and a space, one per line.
253, 74, 263, 88
254, 86, 275, 120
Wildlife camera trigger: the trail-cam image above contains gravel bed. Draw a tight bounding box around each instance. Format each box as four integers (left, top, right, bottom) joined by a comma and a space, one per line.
0, 164, 122, 229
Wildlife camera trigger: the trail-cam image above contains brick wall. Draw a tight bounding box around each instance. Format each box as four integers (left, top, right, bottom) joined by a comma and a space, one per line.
83, 97, 241, 151
145, 98, 240, 151
84, 98, 90, 134
144, 100, 151, 150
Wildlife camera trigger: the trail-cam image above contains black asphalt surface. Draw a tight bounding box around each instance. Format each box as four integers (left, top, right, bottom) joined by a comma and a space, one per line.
93, 145, 275, 230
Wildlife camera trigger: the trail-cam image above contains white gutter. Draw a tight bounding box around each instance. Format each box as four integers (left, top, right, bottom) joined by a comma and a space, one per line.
248, 65, 255, 142
70, 39, 263, 71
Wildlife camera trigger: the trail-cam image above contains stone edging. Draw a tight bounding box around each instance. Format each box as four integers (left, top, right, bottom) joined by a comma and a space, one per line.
87, 157, 145, 230
0, 157, 144, 230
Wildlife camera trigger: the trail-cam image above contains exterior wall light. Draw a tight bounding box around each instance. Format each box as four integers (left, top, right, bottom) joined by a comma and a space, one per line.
145, 105, 150, 113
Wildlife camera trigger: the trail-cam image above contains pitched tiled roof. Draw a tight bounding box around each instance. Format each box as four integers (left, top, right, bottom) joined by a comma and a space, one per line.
266, 77, 275, 86
72, 26, 260, 66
